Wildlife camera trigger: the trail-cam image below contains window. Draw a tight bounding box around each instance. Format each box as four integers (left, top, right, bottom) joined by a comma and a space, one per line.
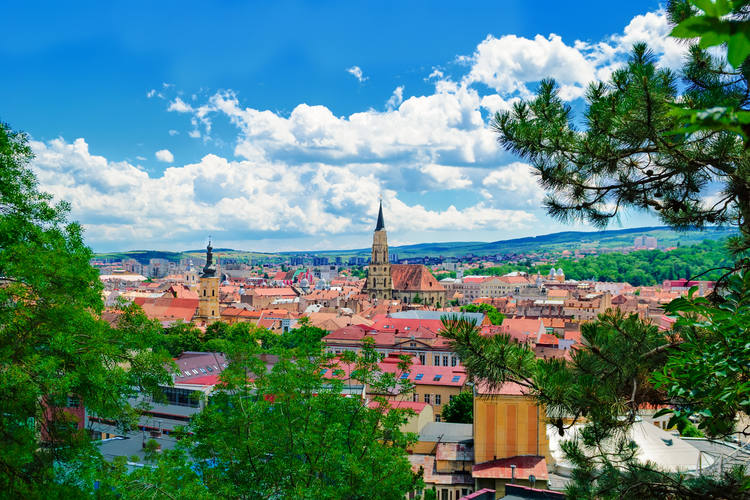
435, 394, 441, 405
212, 289, 215, 297
410, 342, 416, 347
449, 395, 455, 402
435, 415, 442, 423
443, 355, 449, 367
199, 367, 207, 373
451, 375, 461, 382
203, 289, 206, 296
184, 371, 191, 377
160, 387, 200, 408
400, 373, 409, 379
206, 366, 214, 372
424, 394, 431, 404
419, 353, 425, 364
320, 369, 328, 375
67, 396, 80, 408
451, 356, 457, 367
413, 393, 419, 402
433, 375, 442, 381
192, 369, 199, 374
415, 374, 424, 381
434, 355, 440, 365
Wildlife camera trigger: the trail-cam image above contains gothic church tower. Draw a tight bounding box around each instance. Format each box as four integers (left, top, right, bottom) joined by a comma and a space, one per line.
365, 200, 393, 300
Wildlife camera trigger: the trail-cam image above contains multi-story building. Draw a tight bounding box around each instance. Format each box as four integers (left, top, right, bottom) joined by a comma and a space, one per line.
472, 382, 551, 496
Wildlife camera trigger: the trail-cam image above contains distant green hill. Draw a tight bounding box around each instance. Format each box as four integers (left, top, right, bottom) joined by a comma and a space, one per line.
94, 226, 738, 263
317, 226, 738, 258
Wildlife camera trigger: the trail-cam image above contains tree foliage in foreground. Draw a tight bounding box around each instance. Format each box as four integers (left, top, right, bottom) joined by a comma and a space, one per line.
443, 283, 750, 499
0, 122, 173, 498
493, 40, 750, 278
95, 339, 423, 500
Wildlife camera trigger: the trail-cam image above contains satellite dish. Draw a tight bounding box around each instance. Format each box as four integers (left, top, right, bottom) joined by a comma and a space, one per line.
529, 475, 536, 487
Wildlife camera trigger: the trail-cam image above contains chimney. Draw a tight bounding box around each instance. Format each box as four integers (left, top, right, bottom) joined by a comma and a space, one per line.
510, 465, 516, 484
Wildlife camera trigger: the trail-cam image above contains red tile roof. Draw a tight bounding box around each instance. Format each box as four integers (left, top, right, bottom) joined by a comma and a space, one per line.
472, 456, 548, 480
391, 264, 446, 292
436, 443, 474, 461
475, 381, 530, 396
538, 334, 559, 346
368, 400, 429, 414
324, 325, 369, 341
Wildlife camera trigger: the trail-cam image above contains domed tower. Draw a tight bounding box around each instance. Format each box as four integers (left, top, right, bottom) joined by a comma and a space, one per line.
364, 200, 393, 301
196, 238, 221, 325
556, 268, 565, 283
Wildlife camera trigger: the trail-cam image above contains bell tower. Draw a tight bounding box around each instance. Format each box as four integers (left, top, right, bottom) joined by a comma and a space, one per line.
365, 200, 393, 300
196, 238, 220, 325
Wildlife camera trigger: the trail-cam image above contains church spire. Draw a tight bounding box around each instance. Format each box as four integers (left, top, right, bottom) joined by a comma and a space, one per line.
375, 199, 386, 232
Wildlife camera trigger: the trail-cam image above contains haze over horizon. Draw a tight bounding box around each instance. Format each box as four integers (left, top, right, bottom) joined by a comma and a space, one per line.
2, 0, 685, 253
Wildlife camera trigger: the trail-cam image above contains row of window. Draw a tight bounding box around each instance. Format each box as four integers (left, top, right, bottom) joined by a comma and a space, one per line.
158, 387, 201, 408
409, 488, 472, 500
414, 393, 442, 405
329, 349, 458, 367
176, 363, 228, 378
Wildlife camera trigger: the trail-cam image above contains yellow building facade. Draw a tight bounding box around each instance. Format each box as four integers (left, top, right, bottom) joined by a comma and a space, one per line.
472, 383, 551, 497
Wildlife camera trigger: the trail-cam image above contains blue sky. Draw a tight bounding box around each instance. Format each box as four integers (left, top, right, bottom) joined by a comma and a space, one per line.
2, 0, 678, 253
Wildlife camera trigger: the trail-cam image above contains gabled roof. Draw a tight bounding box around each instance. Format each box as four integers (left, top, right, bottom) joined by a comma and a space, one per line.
391, 264, 446, 292
368, 400, 428, 414
475, 381, 530, 396
324, 325, 369, 341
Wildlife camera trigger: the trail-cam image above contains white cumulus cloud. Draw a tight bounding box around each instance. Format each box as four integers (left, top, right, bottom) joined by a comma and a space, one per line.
386, 86, 404, 110
37, 9, 680, 248
155, 149, 174, 163
29, 138, 538, 247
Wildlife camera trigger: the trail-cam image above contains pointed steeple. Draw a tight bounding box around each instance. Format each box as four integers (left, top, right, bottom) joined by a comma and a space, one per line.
375, 199, 386, 232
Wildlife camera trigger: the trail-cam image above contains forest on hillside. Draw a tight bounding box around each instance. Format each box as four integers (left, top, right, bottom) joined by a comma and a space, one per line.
463, 240, 733, 286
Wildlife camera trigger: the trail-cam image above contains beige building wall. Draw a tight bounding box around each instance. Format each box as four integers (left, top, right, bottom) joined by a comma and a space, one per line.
396, 384, 466, 421
197, 276, 220, 325
400, 405, 434, 435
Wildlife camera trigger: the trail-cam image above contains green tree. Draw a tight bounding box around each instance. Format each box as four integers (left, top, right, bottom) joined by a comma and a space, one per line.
441, 391, 473, 424
460, 303, 505, 325
98, 337, 424, 499
0, 122, 173, 498
412, 293, 423, 304
492, 40, 750, 278
653, 272, 750, 436
442, 307, 750, 499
